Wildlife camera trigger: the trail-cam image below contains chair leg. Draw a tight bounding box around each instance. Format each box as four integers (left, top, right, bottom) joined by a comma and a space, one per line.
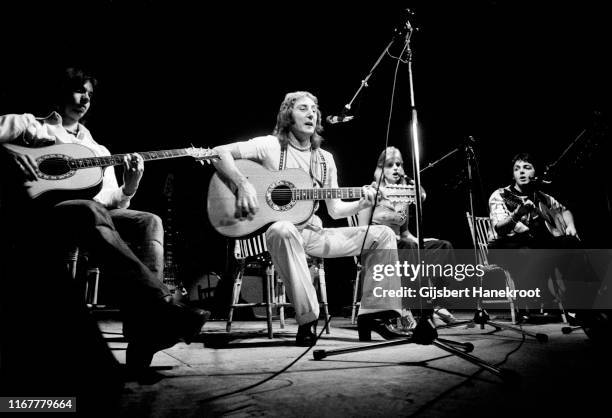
276, 274, 286, 329
551, 268, 569, 324
558, 301, 568, 324
317, 261, 330, 334
351, 269, 361, 325
510, 299, 517, 324
504, 269, 518, 324
87, 267, 100, 306
264, 265, 274, 339
226, 267, 244, 333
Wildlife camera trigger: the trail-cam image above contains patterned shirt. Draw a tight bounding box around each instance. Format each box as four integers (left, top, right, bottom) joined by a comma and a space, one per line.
489, 185, 567, 239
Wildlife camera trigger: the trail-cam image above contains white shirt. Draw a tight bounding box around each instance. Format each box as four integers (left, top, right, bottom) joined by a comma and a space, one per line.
0, 112, 133, 209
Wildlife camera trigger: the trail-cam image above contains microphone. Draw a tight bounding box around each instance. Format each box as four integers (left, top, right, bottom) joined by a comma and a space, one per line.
533, 176, 552, 185
325, 114, 354, 125
464, 136, 476, 157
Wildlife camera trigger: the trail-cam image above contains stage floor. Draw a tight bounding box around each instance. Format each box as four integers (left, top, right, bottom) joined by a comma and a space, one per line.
102, 312, 610, 417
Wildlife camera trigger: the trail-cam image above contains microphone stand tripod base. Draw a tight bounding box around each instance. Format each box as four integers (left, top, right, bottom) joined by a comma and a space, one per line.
313, 316, 519, 383
450, 309, 548, 343
438, 308, 548, 343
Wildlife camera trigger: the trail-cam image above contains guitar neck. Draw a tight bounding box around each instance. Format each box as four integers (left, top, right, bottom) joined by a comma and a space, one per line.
292, 187, 364, 200
69, 148, 192, 169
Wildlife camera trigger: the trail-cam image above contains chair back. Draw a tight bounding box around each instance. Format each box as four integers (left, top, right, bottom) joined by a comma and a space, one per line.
466, 212, 498, 266
234, 233, 269, 260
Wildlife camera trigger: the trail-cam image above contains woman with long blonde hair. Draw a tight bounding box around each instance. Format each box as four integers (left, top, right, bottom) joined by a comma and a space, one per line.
358, 146, 457, 326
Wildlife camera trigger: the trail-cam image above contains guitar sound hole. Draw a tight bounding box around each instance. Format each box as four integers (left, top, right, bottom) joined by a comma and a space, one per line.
270, 185, 292, 206
38, 158, 71, 176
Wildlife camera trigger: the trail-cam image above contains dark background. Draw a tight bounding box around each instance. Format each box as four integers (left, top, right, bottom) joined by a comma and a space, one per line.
2, 1, 610, 313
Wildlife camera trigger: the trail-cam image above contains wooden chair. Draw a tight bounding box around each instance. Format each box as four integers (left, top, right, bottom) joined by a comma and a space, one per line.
466, 212, 518, 323
226, 232, 330, 339
347, 214, 362, 324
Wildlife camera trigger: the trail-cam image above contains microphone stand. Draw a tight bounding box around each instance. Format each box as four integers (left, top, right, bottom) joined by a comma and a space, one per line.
465, 144, 478, 264
336, 38, 398, 118
313, 13, 519, 383
328, 10, 415, 119
542, 127, 588, 181
419, 147, 462, 173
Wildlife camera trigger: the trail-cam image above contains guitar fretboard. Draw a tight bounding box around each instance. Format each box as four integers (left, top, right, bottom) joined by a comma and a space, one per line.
292, 188, 364, 200
67, 149, 192, 169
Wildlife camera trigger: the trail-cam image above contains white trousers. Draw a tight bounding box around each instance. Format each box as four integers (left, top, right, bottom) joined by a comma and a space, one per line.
266, 218, 403, 325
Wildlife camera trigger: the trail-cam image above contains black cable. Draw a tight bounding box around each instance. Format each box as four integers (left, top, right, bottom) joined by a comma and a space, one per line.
412, 330, 526, 417
200, 314, 333, 403
358, 41, 408, 260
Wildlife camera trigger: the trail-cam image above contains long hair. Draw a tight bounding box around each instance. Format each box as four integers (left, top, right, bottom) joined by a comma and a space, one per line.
52, 67, 98, 124
55, 67, 98, 107
272, 91, 324, 149
373, 146, 407, 185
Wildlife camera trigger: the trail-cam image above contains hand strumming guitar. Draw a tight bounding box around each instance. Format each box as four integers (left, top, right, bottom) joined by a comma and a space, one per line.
565, 224, 578, 237
9, 151, 39, 182
511, 198, 536, 222
9, 121, 57, 181
235, 178, 259, 220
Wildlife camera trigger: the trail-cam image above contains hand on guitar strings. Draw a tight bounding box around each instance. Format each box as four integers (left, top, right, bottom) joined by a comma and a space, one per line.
12, 122, 56, 180
10, 152, 38, 182
235, 179, 259, 220
513, 199, 536, 219
122, 153, 144, 196
564, 224, 578, 237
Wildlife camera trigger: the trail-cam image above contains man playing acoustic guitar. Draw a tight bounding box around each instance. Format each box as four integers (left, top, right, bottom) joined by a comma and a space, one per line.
0, 67, 209, 379
213, 91, 408, 346
488, 152, 580, 320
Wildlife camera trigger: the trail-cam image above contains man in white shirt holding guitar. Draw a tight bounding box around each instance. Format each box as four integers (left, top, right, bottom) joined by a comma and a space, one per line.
212, 91, 409, 346
0, 67, 209, 378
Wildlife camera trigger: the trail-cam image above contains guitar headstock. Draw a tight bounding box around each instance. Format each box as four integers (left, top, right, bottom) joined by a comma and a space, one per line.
384, 184, 416, 204
187, 147, 220, 165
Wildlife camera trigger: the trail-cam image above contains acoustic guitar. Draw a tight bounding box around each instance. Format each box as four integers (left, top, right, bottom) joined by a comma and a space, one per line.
502, 190, 568, 237
3, 143, 218, 203
207, 159, 416, 238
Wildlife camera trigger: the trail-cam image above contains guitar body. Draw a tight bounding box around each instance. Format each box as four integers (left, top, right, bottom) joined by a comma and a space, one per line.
502, 189, 568, 237
538, 201, 568, 237
207, 160, 316, 238
3, 143, 104, 201
2, 143, 218, 205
